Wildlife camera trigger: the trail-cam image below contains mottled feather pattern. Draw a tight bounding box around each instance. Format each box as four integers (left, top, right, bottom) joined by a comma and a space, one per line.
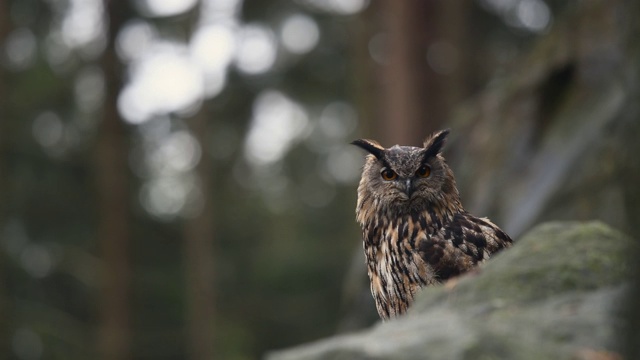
353, 130, 512, 320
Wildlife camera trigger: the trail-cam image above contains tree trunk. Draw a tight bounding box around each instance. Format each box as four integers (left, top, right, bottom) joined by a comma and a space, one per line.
349, 1, 378, 140
621, 1, 640, 356
378, 0, 428, 146
96, 1, 132, 359
0, 0, 10, 356
377, 0, 454, 146
184, 108, 216, 360
437, 0, 470, 120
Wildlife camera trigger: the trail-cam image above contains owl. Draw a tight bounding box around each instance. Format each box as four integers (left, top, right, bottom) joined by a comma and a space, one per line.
352, 129, 512, 320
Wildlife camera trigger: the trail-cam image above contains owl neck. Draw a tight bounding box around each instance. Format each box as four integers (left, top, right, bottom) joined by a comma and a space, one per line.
399, 192, 464, 225
356, 186, 465, 232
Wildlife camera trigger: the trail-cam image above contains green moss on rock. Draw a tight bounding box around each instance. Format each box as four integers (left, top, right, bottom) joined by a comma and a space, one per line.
267, 221, 634, 360
412, 221, 632, 311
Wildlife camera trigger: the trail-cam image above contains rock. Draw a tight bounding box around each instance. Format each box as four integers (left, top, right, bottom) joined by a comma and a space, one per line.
267, 221, 633, 360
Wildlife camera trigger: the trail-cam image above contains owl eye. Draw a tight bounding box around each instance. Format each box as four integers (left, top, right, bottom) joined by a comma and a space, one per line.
416, 164, 431, 178
380, 169, 397, 181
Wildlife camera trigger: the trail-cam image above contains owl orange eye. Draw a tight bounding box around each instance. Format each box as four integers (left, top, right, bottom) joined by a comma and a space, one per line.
416, 164, 431, 178
381, 169, 397, 181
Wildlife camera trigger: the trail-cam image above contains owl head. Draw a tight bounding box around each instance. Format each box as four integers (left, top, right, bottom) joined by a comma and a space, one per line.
352, 129, 460, 213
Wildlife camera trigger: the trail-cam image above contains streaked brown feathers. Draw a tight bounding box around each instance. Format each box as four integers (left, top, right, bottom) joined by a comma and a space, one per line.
353, 129, 512, 320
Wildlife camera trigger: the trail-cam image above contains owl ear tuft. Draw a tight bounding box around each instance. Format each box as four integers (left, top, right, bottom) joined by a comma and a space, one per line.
351, 139, 385, 159
423, 129, 451, 159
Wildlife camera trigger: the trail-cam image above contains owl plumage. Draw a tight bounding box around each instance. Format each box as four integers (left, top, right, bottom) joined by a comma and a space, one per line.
352, 129, 512, 320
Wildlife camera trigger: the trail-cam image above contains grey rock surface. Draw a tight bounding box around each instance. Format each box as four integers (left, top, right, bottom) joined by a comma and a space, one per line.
268, 221, 633, 360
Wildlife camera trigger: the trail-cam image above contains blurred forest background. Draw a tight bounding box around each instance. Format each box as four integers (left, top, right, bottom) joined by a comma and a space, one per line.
1, 0, 639, 359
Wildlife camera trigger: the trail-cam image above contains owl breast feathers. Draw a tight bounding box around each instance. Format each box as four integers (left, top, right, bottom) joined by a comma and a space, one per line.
352, 129, 512, 320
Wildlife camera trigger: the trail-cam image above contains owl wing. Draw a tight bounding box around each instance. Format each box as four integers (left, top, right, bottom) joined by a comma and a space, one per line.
418, 213, 512, 281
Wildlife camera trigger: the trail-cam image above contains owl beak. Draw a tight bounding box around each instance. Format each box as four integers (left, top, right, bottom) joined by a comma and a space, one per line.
404, 178, 414, 197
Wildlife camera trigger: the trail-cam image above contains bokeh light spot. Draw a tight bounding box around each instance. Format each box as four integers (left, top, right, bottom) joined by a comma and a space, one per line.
33, 112, 64, 149
368, 33, 388, 65
244, 90, 309, 166
318, 101, 358, 140
116, 20, 157, 62
4, 27, 37, 70
191, 24, 236, 73
190, 24, 235, 97
280, 14, 320, 54
2, 219, 29, 258
479, 0, 551, 33
325, 145, 363, 184
140, 175, 195, 220
137, 0, 197, 17
516, 0, 551, 32
234, 24, 277, 75
299, 0, 370, 15
149, 131, 202, 175
74, 66, 105, 112
427, 41, 459, 75
61, 0, 104, 49
12, 328, 43, 360
118, 46, 204, 124
20, 244, 54, 278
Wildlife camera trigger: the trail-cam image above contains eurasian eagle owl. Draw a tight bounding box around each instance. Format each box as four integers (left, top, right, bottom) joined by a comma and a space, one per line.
352, 129, 512, 320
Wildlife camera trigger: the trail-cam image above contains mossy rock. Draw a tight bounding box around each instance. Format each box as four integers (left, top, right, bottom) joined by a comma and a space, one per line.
412, 221, 632, 311
267, 221, 634, 360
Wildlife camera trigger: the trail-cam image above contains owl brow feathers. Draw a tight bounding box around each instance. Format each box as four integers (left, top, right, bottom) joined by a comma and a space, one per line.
422, 128, 450, 161
351, 139, 385, 159
350, 139, 395, 169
